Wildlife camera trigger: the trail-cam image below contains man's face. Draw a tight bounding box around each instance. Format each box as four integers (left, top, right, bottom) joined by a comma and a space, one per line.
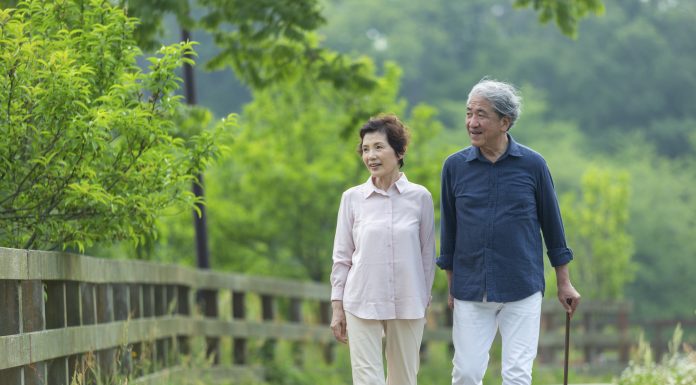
466, 96, 509, 149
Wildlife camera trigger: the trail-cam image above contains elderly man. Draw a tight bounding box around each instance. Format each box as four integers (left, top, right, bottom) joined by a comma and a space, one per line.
437, 78, 581, 385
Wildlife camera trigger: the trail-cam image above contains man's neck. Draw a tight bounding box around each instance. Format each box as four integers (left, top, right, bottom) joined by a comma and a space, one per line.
479, 135, 509, 163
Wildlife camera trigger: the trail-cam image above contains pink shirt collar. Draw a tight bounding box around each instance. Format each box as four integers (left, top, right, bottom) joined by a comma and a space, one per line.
362, 173, 409, 199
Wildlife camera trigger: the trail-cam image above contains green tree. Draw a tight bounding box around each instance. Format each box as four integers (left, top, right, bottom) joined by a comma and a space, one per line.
112, 0, 382, 271
558, 167, 635, 299
145, 63, 448, 282
0, 0, 229, 251
514, 0, 605, 37
118, 0, 376, 91
320, 0, 696, 156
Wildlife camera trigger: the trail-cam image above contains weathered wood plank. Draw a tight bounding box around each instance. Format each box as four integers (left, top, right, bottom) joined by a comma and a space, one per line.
0, 248, 28, 279
2, 248, 330, 300
0, 280, 20, 337
539, 332, 626, 349
203, 272, 329, 300
0, 316, 335, 370
0, 333, 30, 369
0, 317, 181, 370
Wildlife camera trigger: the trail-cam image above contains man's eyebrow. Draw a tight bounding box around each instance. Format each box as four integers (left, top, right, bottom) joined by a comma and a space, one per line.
467, 106, 488, 113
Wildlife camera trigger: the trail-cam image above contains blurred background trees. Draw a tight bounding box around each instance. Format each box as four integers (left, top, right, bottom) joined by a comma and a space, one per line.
2, 0, 695, 323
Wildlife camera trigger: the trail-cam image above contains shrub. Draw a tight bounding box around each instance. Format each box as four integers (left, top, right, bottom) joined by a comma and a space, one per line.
0, 0, 231, 251
618, 325, 696, 385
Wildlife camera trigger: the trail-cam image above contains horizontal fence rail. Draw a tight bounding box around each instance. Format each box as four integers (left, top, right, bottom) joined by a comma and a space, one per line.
0, 247, 637, 384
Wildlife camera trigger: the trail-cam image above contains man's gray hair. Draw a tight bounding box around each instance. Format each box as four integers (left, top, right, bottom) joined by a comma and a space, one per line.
468, 78, 522, 130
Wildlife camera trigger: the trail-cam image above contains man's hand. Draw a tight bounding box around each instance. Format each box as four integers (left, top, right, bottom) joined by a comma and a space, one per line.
330, 300, 348, 344
555, 264, 581, 318
557, 282, 581, 318
448, 293, 454, 310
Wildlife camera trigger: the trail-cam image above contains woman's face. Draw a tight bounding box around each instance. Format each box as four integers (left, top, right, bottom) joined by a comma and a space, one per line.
361, 131, 402, 180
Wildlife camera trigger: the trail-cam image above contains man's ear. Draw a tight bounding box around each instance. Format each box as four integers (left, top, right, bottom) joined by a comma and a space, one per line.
501, 116, 512, 131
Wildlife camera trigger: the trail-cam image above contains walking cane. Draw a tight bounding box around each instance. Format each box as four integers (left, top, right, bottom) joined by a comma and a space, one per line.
563, 298, 573, 385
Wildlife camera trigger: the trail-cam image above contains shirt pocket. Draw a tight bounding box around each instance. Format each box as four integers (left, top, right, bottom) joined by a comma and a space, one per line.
502, 185, 537, 221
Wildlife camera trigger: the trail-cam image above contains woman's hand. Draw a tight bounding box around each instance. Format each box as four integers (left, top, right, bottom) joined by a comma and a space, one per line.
330, 300, 348, 344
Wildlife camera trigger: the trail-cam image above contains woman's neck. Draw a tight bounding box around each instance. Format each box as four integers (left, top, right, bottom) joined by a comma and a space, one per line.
373, 171, 401, 191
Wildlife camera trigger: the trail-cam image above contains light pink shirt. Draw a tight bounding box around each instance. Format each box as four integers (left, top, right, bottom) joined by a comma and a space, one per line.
330, 174, 436, 320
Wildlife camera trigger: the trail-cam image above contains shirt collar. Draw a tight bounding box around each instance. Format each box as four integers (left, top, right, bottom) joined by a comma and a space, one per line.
362, 173, 409, 199
465, 134, 523, 162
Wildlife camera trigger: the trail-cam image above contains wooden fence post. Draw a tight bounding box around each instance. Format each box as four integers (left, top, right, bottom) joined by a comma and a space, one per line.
68, 283, 95, 382
128, 283, 144, 377
59, 281, 78, 384
141, 284, 156, 373
97, 283, 116, 378
154, 285, 170, 368
583, 312, 594, 364
618, 303, 630, 363
0, 279, 21, 385
199, 288, 220, 364
233, 291, 247, 365
177, 285, 191, 356
114, 284, 129, 321
538, 310, 553, 364
166, 285, 177, 365
0, 368, 21, 385
289, 298, 303, 366
24, 280, 47, 385
113, 284, 132, 376
319, 301, 335, 364
261, 294, 276, 361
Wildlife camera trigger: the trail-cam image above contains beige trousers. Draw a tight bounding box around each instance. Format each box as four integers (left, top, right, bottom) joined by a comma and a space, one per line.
345, 312, 426, 385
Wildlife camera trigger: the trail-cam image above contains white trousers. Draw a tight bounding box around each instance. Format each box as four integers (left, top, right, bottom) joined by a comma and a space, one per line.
451, 292, 542, 385
345, 311, 426, 385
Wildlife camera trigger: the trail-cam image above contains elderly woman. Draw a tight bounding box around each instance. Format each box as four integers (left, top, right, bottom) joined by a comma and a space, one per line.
330, 114, 436, 385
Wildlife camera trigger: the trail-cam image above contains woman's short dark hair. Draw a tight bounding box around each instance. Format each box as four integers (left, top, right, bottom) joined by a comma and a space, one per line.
357, 114, 410, 168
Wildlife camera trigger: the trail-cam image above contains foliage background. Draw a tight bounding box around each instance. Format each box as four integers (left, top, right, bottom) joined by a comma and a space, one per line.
2, 0, 694, 337
123, 0, 696, 322
2, 0, 695, 384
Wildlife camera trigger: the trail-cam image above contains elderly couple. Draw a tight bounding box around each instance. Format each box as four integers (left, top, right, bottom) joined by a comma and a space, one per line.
329, 79, 581, 385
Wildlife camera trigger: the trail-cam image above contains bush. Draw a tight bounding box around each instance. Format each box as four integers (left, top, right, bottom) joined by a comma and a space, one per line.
618, 325, 696, 385
0, 0, 230, 251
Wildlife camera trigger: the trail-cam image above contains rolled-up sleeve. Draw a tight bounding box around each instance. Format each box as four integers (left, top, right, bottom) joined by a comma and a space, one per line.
437, 158, 455, 270
330, 192, 354, 300
536, 162, 574, 267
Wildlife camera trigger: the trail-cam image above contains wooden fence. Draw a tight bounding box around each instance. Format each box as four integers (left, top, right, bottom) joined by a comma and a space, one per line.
0, 247, 633, 384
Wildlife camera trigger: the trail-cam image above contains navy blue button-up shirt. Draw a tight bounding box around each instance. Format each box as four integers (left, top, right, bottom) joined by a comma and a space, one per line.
436, 135, 573, 303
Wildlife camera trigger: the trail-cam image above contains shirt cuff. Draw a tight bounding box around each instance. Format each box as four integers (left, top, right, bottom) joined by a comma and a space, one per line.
436, 254, 453, 270
331, 287, 344, 301
547, 247, 574, 267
